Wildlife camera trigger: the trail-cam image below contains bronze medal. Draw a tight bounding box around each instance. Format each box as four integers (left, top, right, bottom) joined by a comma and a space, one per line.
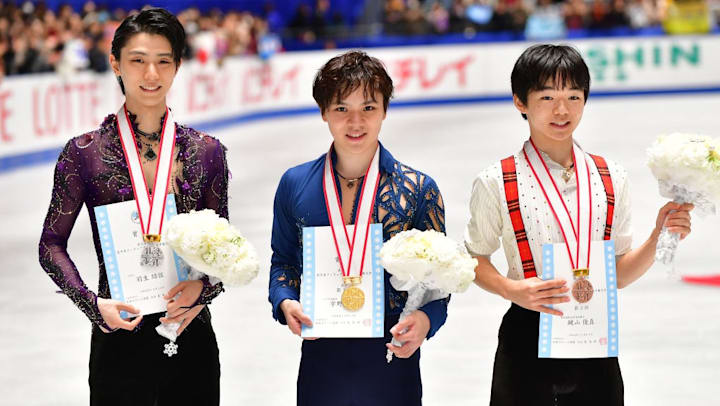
341, 286, 365, 311
526, 141, 597, 306
572, 268, 593, 303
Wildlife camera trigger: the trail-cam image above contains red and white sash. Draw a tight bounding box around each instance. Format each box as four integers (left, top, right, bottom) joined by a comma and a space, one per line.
523, 139, 593, 270
116, 104, 176, 240
322, 144, 381, 281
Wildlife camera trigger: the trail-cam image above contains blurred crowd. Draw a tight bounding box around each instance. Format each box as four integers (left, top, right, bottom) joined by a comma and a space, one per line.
1, 0, 718, 77
0, 1, 275, 77
286, 0, 720, 42
382, 0, 666, 36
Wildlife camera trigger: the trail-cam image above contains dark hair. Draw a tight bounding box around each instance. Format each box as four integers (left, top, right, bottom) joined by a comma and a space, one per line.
511, 44, 590, 120
111, 8, 186, 92
313, 50, 394, 114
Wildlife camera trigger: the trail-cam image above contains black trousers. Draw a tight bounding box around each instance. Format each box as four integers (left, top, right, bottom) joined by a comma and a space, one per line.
297, 315, 423, 406
89, 311, 220, 406
490, 304, 624, 406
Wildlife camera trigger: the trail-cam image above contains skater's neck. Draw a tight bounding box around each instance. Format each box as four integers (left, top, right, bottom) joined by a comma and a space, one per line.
125, 98, 167, 134
530, 135, 574, 167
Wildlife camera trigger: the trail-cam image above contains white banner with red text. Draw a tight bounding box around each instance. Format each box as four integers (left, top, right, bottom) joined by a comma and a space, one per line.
1, 34, 719, 167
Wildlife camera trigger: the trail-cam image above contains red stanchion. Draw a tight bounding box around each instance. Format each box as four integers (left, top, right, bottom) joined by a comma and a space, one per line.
681, 274, 720, 287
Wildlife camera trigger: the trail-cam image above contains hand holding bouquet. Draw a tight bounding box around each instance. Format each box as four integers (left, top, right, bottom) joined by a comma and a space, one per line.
156, 209, 259, 345
379, 229, 476, 363
647, 133, 720, 273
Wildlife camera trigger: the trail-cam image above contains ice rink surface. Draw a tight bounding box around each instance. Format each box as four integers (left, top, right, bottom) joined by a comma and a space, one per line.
1, 93, 719, 405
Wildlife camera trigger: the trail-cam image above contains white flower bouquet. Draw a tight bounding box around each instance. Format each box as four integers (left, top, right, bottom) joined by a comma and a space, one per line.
156, 209, 259, 342
647, 133, 720, 272
379, 229, 477, 363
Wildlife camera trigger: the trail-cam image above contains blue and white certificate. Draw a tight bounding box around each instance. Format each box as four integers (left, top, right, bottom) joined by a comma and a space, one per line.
301, 224, 385, 338
539, 240, 619, 358
94, 194, 188, 318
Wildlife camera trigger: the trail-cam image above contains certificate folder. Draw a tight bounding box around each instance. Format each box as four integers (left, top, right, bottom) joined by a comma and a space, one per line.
94, 194, 188, 318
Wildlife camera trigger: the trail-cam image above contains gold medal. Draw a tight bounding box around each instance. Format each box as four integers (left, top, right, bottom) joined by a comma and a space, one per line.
341, 286, 365, 311
572, 268, 593, 303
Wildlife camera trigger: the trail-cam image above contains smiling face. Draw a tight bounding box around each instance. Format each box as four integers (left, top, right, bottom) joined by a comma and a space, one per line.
322, 86, 386, 158
110, 32, 178, 110
514, 78, 586, 144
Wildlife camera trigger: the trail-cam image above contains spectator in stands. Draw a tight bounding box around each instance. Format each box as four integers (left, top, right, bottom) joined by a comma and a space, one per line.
405, 0, 431, 35
59, 12, 90, 74
525, 0, 567, 39
264, 3, 285, 33
449, 0, 473, 33
465, 0, 495, 31
607, 0, 631, 27
589, 0, 612, 28
564, 0, 589, 30
311, 0, 331, 39
490, 0, 527, 33
7, 35, 40, 74
220, 12, 255, 57
85, 36, 103, 73
427, 1, 451, 34
625, 0, 658, 28
325, 11, 348, 44
711, 0, 720, 28
384, 0, 408, 35
289, 3, 316, 42
257, 18, 283, 59
192, 13, 220, 63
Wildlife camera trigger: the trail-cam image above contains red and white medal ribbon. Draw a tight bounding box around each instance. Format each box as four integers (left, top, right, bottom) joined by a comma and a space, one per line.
116, 104, 176, 240
523, 139, 593, 271
322, 143, 381, 281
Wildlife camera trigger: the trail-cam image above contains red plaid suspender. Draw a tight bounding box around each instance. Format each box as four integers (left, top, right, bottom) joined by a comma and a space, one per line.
589, 154, 615, 241
501, 154, 615, 279
501, 157, 537, 279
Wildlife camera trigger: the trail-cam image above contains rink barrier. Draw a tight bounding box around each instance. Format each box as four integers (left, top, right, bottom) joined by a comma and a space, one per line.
3, 34, 720, 173
2, 84, 720, 174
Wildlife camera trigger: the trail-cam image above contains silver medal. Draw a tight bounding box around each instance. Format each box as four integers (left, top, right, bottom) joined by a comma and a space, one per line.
140, 242, 164, 267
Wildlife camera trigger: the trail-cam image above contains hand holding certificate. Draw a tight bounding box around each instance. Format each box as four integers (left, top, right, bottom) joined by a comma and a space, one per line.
95, 194, 186, 319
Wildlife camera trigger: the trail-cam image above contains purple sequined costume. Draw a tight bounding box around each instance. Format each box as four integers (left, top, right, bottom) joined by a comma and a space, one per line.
39, 113, 228, 329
